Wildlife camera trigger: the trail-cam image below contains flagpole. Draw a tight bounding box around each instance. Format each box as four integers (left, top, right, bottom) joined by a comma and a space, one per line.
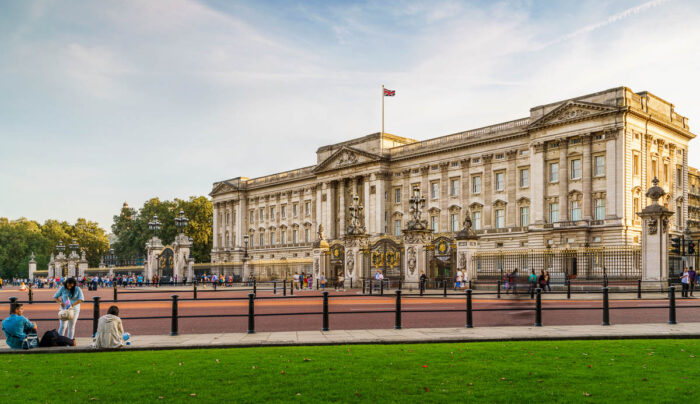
381, 84, 385, 136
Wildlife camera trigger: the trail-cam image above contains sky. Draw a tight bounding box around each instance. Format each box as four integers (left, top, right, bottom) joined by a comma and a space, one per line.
1, 0, 699, 232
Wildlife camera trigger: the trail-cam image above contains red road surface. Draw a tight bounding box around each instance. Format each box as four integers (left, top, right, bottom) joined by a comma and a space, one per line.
2, 287, 699, 339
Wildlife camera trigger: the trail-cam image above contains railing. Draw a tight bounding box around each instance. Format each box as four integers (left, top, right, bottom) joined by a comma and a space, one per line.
4, 283, 698, 337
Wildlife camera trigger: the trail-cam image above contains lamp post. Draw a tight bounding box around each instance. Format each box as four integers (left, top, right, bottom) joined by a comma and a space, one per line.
148, 215, 162, 238
242, 234, 250, 282
175, 210, 189, 234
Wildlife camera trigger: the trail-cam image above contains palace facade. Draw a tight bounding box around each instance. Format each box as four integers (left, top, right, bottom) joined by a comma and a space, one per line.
210, 87, 696, 280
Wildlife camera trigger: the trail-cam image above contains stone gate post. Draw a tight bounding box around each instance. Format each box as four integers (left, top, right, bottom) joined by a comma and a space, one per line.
455, 210, 479, 282
637, 178, 674, 282
28, 252, 36, 281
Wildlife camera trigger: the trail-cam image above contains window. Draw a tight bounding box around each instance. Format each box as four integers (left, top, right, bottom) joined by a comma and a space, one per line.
259, 208, 265, 221
495, 172, 505, 191
270, 232, 275, 245
473, 211, 481, 230
651, 160, 657, 179
281, 205, 286, 219
677, 168, 683, 186
450, 214, 458, 232
495, 209, 505, 229
634, 154, 640, 176
634, 197, 640, 215
677, 205, 683, 226
549, 162, 559, 183
281, 230, 286, 244
570, 159, 581, 180
431, 216, 438, 232
304, 228, 310, 243
594, 199, 605, 220
520, 207, 530, 227
292, 229, 298, 243
664, 163, 669, 183
594, 155, 605, 177
450, 179, 459, 196
305, 201, 311, 216
259, 233, 264, 246
431, 182, 439, 199
270, 206, 275, 220
394, 220, 401, 236
293, 204, 298, 217
394, 188, 401, 203
520, 168, 529, 188
250, 210, 254, 222
571, 200, 581, 221
472, 176, 481, 194
549, 203, 559, 223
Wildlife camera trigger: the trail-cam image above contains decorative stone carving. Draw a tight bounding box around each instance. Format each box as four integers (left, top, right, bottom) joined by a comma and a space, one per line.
648, 219, 658, 235
405, 189, 428, 230
336, 150, 358, 167
346, 251, 354, 275
317, 224, 326, 241
459, 252, 466, 269
404, 231, 432, 244
407, 246, 416, 275
346, 193, 366, 235
456, 209, 478, 239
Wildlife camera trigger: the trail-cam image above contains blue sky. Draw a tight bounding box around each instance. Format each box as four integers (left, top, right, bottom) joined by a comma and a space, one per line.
1, 0, 699, 231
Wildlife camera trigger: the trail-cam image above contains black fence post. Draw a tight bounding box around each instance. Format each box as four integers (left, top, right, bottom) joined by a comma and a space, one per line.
419, 279, 424, 296
193, 282, 198, 300
398, 279, 402, 291
253, 279, 257, 296
283, 280, 287, 296
273, 281, 277, 295
534, 288, 542, 327
443, 279, 447, 297
9, 296, 17, 304
381, 279, 385, 296
369, 279, 373, 295
350, 278, 353, 289
92, 296, 100, 336
497, 280, 501, 299
530, 284, 535, 300
394, 290, 402, 330
468, 279, 472, 290
668, 285, 677, 325
290, 280, 294, 296
170, 295, 179, 336
601, 287, 610, 326
567, 279, 571, 300
113, 284, 118, 301
637, 279, 642, 299
362, 279, 366, 295
247, 293, 255, 334
322, 291, 329, 331
28, 284, 33, 304
466, 289, 473, 328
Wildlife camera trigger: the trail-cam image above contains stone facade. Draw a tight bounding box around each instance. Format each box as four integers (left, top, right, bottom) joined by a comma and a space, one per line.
210, 87, 697, 276
689, 166, 700, 232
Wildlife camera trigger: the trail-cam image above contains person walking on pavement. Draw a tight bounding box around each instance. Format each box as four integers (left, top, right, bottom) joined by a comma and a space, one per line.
528, 270, 537, 295
544, 270, 551, 292
681, 267, 690, 298
538, 270, 547, 292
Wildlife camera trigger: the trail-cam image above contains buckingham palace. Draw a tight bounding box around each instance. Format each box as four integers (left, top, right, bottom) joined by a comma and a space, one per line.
210, 87, 697, 282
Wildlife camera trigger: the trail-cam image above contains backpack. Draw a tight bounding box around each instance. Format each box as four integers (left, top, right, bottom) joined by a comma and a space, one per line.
39, 329, 74, 347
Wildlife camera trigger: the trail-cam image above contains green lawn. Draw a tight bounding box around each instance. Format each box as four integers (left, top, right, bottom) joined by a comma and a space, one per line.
1, 339, 698, 403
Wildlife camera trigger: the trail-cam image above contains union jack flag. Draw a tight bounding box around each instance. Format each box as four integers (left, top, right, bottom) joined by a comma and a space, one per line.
383, 88, 395, 96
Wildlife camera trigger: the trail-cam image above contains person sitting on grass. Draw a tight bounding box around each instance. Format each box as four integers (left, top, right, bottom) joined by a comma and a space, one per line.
2, 303, 37, 349
93, 305, 131, 349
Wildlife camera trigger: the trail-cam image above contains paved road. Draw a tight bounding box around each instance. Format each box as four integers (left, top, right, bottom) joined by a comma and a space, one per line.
2, 287, 698, 339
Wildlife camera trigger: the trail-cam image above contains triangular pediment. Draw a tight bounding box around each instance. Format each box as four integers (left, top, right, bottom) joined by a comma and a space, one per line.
529, 100, 621, 129
312, 146, 383, 173
210, 181, 238, 196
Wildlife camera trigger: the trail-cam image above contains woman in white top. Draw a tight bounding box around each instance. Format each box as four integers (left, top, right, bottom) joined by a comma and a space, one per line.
681, 268, 690, 298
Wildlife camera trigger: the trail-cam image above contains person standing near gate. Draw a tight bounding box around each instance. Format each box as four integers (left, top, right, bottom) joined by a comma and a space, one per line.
419, 272, 427, 293
455, 270, 463, 290
53, 277, 84, 340
689, 267, 696, 297
681, 267, 690, 298
293, 272, 300, 290
528, 270, 537, 295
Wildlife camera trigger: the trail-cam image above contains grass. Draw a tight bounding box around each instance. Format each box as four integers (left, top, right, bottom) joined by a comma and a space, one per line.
1, 339, 698, 403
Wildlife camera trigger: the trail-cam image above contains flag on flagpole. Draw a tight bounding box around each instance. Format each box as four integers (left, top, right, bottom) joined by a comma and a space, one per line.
383, 88, 395, 96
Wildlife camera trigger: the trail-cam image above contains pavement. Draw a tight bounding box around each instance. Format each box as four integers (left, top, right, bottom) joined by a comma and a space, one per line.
1, 322, 699, 354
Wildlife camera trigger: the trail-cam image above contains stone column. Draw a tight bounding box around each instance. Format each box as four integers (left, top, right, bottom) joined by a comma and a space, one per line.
212, 202, 219, 250
174, 234, 191, 281
187, 258, 194, 283
582, 135, 592, 220
403, 230, 432, 285
339, 179, 346, 237
531, 142, 546, 225
439, 162, 449, 230
506, 150, 518, 227
558, 138, 569, 221
312, 238, 329, 282
330, 182, 337, 239
638, 179, 674, 282
316, 184, 323, 230
605, 131, 618, 220
461, 159, 471, 216
28, 253, 37, 281
482, 154, 493, 228
376, 173, 386, 235
145, 237, 163, 281
455, 229, 479, 281
344, 235, 367, 286
363, 175, 371, 233
402, 169, 412, 217
78, 252, 88, 278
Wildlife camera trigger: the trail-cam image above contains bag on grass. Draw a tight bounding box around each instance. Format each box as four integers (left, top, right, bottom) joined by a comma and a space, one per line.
22, 332, 39, 349
39, 329, 74, 347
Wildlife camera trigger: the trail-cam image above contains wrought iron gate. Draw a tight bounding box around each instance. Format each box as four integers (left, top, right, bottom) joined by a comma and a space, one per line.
364, 238, 403, 279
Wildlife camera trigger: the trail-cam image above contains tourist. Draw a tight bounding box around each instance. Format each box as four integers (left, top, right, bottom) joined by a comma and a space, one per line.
2, 303, 37, 349
320, 274, 327, 289
528, 270, 537, 295
303, 273, 308, 289
544, 270, 552, 292
506, 268, 518, 294
374, 270, 384, 291
455, 269, 463, 290
293, 272, 300, 290
338, 272, 345, 291
538, 270, 547, 292
93, 305, 131, 349
308, 274, 313, 290
419, 271, 427, 293
681, 267, 690, 298
689, 267, 696, 297
53, 277, 84, 339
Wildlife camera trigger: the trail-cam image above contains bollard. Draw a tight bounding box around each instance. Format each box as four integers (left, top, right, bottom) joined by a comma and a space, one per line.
92, 296, 101, 335
668, 286, 677, 325
28, 284, 33, 304
394, 290, 402, 330
567, 279, 571, 300
420, 279, 424, 296
170, 295, 179, 336
443, 280, 447, 297
322, 291, 329, 331
113, 284, 118, 301
9, 296, 17, 304
350, 278, 353, 289
273, 281, 277, 295
398, 279, 402, 291
247, 293, 255, 334
362, 279, 366, 295
381, 279, 384, 296
601, 287, 610, 326
466, 289, 473, 328
369, 279, 373, 295
469, 279, 472, 290
193, 282, 198, 300
253, 279, 257, 296
530, 284, 535, 300
534, 288, 542, 327
637, 279, 642, 299
283, 280, 287, 296
497, 280, 501, 299
290, 280, 294, 296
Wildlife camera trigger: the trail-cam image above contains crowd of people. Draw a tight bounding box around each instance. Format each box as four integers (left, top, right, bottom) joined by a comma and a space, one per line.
2, 277, 131, 350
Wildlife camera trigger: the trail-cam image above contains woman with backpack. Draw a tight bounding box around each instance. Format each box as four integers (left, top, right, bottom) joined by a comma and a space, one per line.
53, 277, 84, 339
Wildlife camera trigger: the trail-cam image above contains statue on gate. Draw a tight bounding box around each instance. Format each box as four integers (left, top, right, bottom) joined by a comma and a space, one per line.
346, 193, 366, 235
406, 189, 428, 231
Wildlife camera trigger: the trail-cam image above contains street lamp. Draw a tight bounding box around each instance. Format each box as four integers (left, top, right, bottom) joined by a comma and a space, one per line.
69, 239, 79, 254
56, 240, 65, 254
243, 234, 249, 259
148, 215, 162, 238
175, 210, 189, 234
